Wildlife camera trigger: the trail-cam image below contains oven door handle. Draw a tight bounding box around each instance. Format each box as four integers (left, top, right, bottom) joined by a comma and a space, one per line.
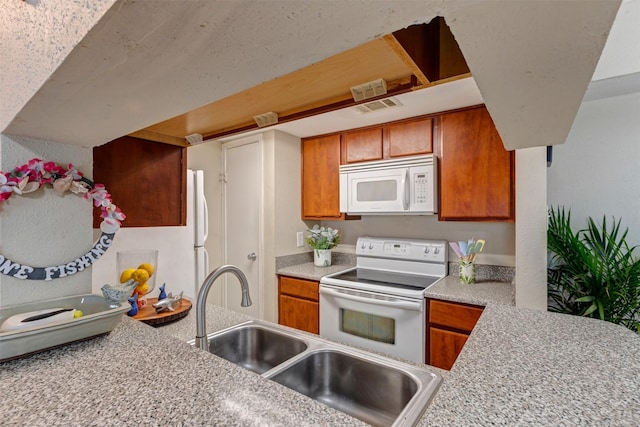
319, 287, 423, 311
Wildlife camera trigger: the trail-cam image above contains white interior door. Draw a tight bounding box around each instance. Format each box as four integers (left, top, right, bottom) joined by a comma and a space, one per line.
222, 137, 262, 318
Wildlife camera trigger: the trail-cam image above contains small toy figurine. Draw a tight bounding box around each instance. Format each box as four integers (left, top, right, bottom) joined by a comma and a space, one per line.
101, 279, 138, 305
152, 291, 183, 313
127, 292, 139, 316
158, 283, 167, 301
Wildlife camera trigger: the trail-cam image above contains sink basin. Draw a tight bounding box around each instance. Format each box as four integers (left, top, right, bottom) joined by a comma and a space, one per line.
270, 349, 430, 427
205, 323, 308, 374
192, 321, 441, 426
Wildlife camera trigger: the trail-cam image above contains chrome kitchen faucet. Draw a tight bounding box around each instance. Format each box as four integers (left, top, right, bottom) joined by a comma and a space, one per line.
195, 265, 252, 350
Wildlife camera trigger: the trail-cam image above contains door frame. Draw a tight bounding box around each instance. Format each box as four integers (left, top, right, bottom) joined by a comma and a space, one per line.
221, 134, 264, 319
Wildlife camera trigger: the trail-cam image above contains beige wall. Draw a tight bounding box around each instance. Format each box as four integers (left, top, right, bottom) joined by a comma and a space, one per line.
324, 216, 515, 267
262, 130, 313, 322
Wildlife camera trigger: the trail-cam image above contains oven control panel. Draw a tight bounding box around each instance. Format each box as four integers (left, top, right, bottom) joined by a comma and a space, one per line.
356, 237, 447, 263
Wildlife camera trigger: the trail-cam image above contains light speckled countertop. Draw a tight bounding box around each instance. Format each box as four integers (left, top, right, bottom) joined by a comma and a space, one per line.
2, 272, 639, 425
276, 260, 354, 281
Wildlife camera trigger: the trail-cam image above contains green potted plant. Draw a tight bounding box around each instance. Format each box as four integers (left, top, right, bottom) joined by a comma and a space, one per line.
306, 225, 341, 267
547, 206, 640, 333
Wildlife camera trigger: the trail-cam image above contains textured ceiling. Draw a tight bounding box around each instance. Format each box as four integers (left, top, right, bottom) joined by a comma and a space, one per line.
1, 0, 622, 150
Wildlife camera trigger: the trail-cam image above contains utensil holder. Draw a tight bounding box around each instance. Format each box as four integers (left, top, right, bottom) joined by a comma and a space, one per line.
459, 260, 476, 284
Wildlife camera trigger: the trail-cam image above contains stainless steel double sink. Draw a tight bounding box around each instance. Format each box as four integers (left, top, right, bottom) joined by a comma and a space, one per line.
189, 320, 442, 427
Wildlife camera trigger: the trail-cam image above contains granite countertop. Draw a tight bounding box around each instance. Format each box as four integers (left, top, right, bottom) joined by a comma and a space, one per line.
276, 261, 354, 281
0, 304, 366, 426
2, 277, 639, 425
425, 275, 515, 306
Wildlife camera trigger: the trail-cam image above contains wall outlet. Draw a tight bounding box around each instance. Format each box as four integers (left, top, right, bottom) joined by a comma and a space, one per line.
296, 231, 304, 248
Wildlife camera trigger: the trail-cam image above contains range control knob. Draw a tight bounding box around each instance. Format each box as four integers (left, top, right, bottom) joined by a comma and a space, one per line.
369, 243, 374, 250
424, 246, 431, 254
434, 246, 440, 254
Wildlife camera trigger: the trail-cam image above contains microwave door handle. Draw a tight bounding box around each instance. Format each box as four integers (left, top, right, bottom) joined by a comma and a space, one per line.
402, 169, 409, 210
320, 287, 423, 311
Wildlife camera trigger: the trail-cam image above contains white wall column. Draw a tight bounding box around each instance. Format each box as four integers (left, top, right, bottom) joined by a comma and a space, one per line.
515, 146, 548, 310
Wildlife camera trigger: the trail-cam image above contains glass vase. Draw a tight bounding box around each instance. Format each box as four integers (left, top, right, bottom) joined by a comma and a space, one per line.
116, 250, 158, 305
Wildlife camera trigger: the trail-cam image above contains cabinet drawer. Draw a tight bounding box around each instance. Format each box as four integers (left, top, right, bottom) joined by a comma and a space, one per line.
429, 299, 483, 333
279, 276, 319, 301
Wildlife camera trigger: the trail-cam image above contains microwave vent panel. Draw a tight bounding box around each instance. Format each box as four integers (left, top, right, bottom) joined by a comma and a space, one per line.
350, 78, 388, 102
353, 97, 402, 114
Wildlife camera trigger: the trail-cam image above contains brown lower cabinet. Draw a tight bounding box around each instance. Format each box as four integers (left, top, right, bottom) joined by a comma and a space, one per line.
278, 275, 319, 334
426, 298, 484, 370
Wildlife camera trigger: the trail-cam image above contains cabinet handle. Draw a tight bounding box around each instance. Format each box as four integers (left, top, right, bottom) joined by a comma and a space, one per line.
247, 252, 257, 261
320, 287, 422, 311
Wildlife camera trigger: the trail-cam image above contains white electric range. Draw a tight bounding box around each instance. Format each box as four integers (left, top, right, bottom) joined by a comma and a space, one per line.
319, 236, 448, 363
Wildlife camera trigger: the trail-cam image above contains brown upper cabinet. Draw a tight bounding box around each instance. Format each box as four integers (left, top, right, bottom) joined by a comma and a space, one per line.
342, 117, 433, 165
342, 127, 384, 164
93, 136, 187, 227
437, 106, 515, 221
301, 134, 344, 220
386, 118, 433, 158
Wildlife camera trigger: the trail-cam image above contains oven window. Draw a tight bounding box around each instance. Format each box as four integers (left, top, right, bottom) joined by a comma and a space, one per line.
339, 308, 395, 344
356, 180, 397, 202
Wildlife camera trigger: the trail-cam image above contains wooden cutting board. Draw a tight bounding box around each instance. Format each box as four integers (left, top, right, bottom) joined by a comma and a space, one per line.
132, 297, 192, 326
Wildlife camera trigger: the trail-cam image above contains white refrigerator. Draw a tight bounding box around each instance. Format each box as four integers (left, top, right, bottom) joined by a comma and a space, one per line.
187, 169, 209, 300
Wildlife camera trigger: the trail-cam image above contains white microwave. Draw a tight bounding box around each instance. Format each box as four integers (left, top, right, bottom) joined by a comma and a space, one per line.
339, 155, 437, 215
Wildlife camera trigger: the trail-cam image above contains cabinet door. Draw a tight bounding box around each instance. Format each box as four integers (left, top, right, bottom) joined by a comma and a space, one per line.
386, 118, 433, 157
301, 135, 343, 219
93, 136, 187, 227
439, 106, 514, 221
429, 327, 469, 370
342, 128, 383, 164
279, 295, 319, 334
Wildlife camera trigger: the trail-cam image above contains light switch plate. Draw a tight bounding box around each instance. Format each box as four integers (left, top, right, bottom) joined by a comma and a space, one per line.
296, 231, 304, 248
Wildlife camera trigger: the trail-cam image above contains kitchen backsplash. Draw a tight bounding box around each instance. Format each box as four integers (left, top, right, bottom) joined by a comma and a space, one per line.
276, 251, 513, 283
275, 251, 356, 270
448, 262, 515, 283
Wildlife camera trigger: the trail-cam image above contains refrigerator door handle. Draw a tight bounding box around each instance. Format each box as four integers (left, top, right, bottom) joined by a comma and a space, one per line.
204, 248, 210, 279
202, 196, 209, 243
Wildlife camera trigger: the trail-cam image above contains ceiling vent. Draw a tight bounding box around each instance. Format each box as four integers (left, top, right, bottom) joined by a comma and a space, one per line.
350, 78, 387, 102
253, 111, 279, 127
185, 133, 203, 145
353, 97, 402, 114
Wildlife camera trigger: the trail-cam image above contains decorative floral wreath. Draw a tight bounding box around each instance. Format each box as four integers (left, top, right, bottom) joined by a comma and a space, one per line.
0, 158, 125, 281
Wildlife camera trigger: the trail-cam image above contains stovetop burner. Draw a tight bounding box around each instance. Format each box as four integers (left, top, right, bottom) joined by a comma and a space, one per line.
329, 268, 441, 292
